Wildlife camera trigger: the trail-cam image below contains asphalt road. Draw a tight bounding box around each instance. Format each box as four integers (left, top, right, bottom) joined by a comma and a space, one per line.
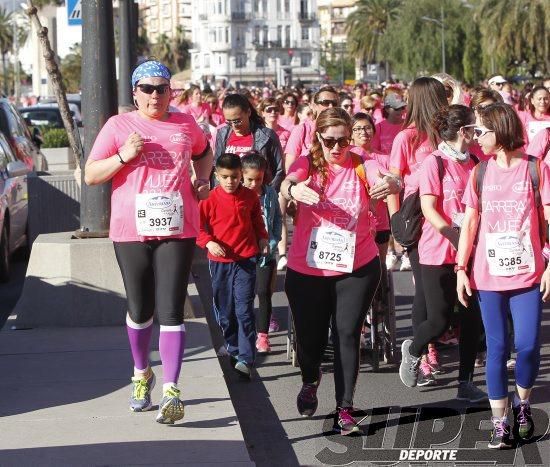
0, 254, 27, 330
192, 249, 550, 467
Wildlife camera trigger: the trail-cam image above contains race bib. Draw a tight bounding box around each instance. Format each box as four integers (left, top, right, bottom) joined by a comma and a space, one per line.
527, 121, 550, 141
485, 230, 535, 276
306, 227, 356, 273
135, 192, 184, 236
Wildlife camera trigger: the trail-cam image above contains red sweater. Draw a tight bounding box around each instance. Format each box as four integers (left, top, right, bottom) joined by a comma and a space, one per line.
197, 185, 268, 262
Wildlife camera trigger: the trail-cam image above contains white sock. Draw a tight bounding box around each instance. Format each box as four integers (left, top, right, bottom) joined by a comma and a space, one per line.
163, 382, 177, 393
513, 394, 528, 407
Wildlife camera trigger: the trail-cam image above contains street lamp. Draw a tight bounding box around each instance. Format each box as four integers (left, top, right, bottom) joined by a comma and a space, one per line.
421, 3, 445, 74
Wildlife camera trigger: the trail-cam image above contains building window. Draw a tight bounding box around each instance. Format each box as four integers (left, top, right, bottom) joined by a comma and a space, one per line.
225, 27, 229, 43
277, 25, 282, 44
204, 54, 211, 68
285, 25, 290, 47
301, 27, 309, 40
193, 53, 199, 68
256, 53, 267, 68
179, 3, 186, 16
149, 0, 157, 5
262, 25, 268, 45
254, 25, 260, 44
150, 18, 158, 31
219, 55, 222, 65
236, 53, 247, 68
284, 0, 289, 12
253, 0, 259, 13
301, 52, 312, 67
163, 19, 171, 31
217, 1, 223, 14
162, 4, 170, 16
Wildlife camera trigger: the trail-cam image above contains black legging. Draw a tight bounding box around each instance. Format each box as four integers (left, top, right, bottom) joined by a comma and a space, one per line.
409, 263, 482, 382
113, 239, 195, 326
256, 259, 276, 333
408, 247, 428, 336
285, 258, 381, 408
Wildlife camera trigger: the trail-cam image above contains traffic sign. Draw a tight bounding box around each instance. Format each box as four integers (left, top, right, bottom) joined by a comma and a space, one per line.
67, 0, 82, 26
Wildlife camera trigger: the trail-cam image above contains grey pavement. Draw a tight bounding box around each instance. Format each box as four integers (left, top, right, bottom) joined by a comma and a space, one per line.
0, 313, 252, 466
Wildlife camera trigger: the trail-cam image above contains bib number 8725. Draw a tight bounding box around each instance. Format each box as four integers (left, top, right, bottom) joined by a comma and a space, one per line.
498, 257, 521, 267
149, 217, 172, 227
318, 251, 342, 262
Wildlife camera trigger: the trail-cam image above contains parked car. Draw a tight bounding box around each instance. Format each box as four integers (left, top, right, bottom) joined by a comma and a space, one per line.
19, 106, 65, 129
0, 131, 31, 281
0, 97, 47, 172
39, 94, 82, 122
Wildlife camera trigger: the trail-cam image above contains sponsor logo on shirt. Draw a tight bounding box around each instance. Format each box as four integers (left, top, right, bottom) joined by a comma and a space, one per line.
512, 181, 530, 194
146, 195, 172, 209
495, 235, 521, 249
482, 184, 502, 191
170, 133, 190, 144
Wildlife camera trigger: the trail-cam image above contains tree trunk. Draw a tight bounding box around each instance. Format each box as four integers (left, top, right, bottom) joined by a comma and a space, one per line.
1, 52, 7, 96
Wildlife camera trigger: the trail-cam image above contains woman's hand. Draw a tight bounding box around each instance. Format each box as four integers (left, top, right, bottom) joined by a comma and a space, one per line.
456, 270, 472, 307
291, 176, 320, 205
119, 132, 144, 163
540, 268, 550, 301
193, 178, 210, 201
369, 170, 401, 200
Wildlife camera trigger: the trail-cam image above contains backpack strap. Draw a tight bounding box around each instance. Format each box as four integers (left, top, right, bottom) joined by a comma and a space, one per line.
474, 160, 488, 211
435, 155, 444, 182
350, 152, 369, 191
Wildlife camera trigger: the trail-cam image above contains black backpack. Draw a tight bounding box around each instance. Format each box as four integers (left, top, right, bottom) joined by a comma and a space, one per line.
390, 156, 444, 248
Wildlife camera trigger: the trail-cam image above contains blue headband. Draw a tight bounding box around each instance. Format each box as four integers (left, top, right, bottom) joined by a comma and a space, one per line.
131, 61, 171, 88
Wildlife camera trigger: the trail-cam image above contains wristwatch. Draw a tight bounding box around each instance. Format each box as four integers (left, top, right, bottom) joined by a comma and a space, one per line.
454, 265, 467, 273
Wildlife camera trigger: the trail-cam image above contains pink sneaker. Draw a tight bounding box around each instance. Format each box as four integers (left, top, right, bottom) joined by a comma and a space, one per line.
256, 332, 271, 353
427, 346, 443, 374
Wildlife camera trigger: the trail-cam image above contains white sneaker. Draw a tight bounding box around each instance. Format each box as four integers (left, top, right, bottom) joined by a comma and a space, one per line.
506, 358, 516, 370
277, 255, 288, 271
385, 253, 398, 270
400, 255, 412, 271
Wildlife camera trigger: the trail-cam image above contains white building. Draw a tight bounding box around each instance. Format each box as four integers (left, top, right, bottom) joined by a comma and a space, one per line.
190, 0, 321, 87
139, 0, 192, 44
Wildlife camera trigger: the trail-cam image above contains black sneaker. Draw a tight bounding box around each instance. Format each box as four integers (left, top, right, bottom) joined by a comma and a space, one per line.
297, 371, 322, 417
513, 401, 535, 440
488, 417, 513, 449
334, 407, 363, 436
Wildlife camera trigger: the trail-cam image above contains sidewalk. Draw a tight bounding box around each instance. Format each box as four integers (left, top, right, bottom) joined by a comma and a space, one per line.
0, 318, 253, 466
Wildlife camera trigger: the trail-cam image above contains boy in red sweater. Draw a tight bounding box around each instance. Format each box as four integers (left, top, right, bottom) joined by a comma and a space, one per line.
197, 153, 269, 378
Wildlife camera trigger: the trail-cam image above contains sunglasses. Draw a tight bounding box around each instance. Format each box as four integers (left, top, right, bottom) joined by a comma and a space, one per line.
317, 134, 351, 149
284, 100, 296, 106
265, 106, 280, 114
315, 99, 338, 108
352, 126, 373, 133
472, 126, 494, 138
226, 118, 243, 126
342, 104, 353, 109
136, 84, 169, 95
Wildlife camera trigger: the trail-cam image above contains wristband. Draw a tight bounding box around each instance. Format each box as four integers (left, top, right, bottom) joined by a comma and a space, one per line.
543, 243, 550, 260
287, 181, 296, 200
454, 265, 467, 273
116, 152, 126, 165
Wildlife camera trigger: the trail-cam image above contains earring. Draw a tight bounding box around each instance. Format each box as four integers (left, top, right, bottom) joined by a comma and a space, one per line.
133, 98, 138, 108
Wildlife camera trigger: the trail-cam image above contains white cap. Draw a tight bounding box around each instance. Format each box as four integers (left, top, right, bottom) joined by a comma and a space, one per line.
488, 75, 507, 86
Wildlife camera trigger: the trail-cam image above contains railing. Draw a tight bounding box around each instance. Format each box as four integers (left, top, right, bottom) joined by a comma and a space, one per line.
298, 12, 316, 22
231, 11, 250, 21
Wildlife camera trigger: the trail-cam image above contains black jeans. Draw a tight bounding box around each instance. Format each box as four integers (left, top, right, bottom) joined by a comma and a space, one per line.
410, 263, 482, 382
256, 259, 276, 333
408, 246, 428, 336
113, 238, 195, 326
285, 258, 381, 407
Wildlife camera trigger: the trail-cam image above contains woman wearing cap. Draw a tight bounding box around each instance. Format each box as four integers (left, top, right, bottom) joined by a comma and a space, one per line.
488, 75, 513, 105
518, 85, 550, 145
85, 60, 213, 425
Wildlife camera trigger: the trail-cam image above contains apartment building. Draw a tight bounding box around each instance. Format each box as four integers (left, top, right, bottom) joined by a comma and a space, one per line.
139, 0, 192, 43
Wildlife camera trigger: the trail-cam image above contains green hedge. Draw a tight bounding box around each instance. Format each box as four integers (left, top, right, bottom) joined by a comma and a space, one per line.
41, 127, 70, 148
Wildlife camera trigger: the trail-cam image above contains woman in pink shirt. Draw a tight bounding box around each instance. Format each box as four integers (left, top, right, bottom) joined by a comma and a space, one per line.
388, 77, 448, 376
456, 103, 550, 449
180, 85, 213, 127
257, 98, 290, 151
278, 92, 299, 132
399, 106, 485, 402
84, 61, 213, 425
468, 88, 503, 162
280, 108, 400, 435
518, 85, 550, 144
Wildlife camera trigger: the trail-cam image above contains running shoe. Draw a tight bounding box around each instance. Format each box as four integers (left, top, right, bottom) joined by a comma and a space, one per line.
506, 358, 516, 370
437, 329, 459, 346
399, 255, 412, 271
475, 351, 486, 368
156, 386, 185, 424
488, 417, 513, 449
268, 317, 280, 333
399, 339, 421, 387
256, 332, 271, 353
386, 252, 398, 270
427, 345, 443, 374
234, 360, 252, 379
417, 360, 436, 387
129, 370, 155, 412
277, 255, 287, 271
456, 381, 488, 403
512, 400, 535, 440
334, 407, 363, 436
297, 371, 322, 417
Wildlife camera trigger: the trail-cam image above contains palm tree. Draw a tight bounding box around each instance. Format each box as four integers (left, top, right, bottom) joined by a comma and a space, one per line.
345, 0, 402, 63
153, 34, 175, 69
0, 7, 13, 95
173, 26, 191, 71
476, 0, 549, 75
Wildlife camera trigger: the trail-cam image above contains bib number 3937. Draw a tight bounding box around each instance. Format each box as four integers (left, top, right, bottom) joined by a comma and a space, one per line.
485, 230, 535, 277
306, 227, 356, 273
135, 192, 184, 236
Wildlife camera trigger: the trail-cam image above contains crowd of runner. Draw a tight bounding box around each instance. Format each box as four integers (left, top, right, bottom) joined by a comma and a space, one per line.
85, 60, 550, 449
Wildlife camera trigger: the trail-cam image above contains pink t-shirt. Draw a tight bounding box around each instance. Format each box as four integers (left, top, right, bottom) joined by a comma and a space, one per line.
519, 110, 550, 144
287, 155, 379, 277
88, 111, 208, 242
418, 150, 476, 265
285, 119, 315, 157
371, 120, 402, 155
372, 108, 384, 125
351, 146, 390, 232
181, 103, 211, 122
279, 115, 297, 132
527, 128, 550, 161
274, 125, 290, 151
390, 127, 434, 198
462, 156, 550, 291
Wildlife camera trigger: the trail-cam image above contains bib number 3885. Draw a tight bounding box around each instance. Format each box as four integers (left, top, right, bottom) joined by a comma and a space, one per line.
135, 192, 184, 236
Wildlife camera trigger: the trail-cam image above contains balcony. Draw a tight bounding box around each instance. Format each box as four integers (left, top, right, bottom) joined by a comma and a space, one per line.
198, 14, 208, 21
298, 12, 316, 22
231, 11, 250, 21
253, 40, 283, 49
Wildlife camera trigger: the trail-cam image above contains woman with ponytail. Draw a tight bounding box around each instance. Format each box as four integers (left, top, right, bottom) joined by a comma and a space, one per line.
399, 105, 486, 404
280, 107, 401, 435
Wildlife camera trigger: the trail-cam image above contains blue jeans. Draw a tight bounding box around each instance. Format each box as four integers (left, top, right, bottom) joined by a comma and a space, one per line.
209, 258, 257, 365
477, 285, 542, 400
